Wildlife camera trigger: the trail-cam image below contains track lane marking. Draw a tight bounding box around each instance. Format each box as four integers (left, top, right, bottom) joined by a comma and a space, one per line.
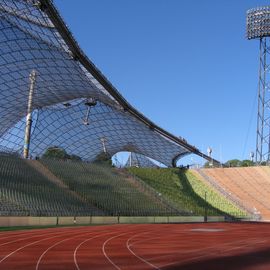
35, 230, 99, 270
0, 228, 90, 264
0, 231, 61, 247
126, 231, 160, 270
0, 227, 84, 247
74, 231, 115, 270
0, 226, 84, 242
75, 224, 145, 270
102, 232, 131, 270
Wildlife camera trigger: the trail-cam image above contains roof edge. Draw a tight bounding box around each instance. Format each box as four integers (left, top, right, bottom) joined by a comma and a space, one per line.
40, 0, 221, 165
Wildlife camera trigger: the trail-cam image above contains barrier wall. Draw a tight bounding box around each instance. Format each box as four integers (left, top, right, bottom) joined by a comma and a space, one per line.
0, 217, 10, 227
119, 216, 155, 224
207, 216, 225, 222
0, 216, 226, 227
91, 216, 118, 224
75, 216, 91, 225
154, 216, 169, 223
168, 216, 204, 223
58, 217, 75, 225
0, 217, 57, 227
38, 217, 57, 226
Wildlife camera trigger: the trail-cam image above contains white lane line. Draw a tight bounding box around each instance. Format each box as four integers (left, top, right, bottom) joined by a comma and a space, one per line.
0, 226, 81, 242
0, 229, 78, 264
126, 231, 160, 270
0, 230, 48, 241
128, 229, 186, 248
74, 231, 114, 270
0, 226, 92, 247
35, 230, 97, 270
102, 232, 130, 270
0, 228, 73, 247
74, 225, 144, 270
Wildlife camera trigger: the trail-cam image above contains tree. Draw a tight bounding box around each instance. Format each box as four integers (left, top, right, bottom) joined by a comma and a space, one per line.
42, 146, 81, 161
93, 152, 112, 166
240, 160, 254, 167
225, 159, 241, 167
42, 147, 69, 160
69, 154, 82, 161
203, 161, 211, 168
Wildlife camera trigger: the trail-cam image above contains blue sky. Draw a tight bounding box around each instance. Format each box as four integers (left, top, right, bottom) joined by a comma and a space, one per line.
55, 0, 269, 165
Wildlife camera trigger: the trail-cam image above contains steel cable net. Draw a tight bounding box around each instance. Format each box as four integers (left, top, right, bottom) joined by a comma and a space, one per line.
0, 0, 191, 166
125, 153, 158, 168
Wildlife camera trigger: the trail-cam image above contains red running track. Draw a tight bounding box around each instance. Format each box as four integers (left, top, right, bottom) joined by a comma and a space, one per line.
1, 222, 270, 269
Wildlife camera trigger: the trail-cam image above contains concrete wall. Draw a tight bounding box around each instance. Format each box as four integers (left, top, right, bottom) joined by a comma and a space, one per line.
0, 216, 57, 227
58, 217, 75, 225
27, 217, 41, 226
154, 216, 169, 223
91, 216, 118, 224
0, 216, 225, 227
168, 216, 204, 223
0, 217, 10, 227
38, 217, 57, 226
75, 216, 91, 225
119, 216, 155, 224
207, 216, 225, 222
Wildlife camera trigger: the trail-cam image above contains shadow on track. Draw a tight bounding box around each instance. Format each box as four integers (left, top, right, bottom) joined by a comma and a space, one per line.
162, 247, 270, 270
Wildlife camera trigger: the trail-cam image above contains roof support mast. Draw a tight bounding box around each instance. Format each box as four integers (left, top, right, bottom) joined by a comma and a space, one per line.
23, 70, 37, 159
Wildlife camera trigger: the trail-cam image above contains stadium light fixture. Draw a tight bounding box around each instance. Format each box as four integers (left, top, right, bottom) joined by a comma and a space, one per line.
246, 6, 270, 163
83, 98, 97, 125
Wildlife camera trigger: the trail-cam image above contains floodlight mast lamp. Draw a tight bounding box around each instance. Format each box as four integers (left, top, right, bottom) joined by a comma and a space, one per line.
247, 7, 270, 163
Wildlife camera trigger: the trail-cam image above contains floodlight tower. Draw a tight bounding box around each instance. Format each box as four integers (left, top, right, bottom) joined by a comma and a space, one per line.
247, 7, 270, 163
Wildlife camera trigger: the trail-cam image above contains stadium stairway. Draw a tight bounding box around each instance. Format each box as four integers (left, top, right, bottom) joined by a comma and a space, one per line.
0, 155, 103, 216
193, 169, 255, 217
199, 167, 270, 220
117, 169, 182, 214
40, 159, 173, 216
25, 160, 103, 215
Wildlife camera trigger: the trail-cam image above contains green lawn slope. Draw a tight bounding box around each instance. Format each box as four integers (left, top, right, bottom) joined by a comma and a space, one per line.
128, 167, 247, 217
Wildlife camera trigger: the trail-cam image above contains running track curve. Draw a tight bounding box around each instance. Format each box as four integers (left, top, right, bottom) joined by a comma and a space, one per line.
1, 223, 270, 269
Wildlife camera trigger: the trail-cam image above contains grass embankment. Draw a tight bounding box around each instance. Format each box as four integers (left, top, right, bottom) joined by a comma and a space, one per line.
41, 159, 168, 215
128, 168, 247, 217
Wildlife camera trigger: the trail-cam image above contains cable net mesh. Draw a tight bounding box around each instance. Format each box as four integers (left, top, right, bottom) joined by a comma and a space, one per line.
0, 0, 191, 166
125, 153, 158, 168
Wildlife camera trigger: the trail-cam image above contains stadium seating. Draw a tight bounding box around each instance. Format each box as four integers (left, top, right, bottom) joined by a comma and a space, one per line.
0, 155, 100, 216
41, 159, 172, 216
0, 154, 259, 219
128, 167, 246, 217
201, 167, 270, 220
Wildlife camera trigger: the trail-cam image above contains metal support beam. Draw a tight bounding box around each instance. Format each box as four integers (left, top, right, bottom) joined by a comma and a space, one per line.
256, 38, 270, 163
23, 70, 37, 159
100, 137, 107, 153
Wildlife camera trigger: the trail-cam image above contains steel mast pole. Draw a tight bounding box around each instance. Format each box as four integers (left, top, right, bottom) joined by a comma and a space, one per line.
23, 70, 37, 159
255, 37, 270, 163
100, 137, 107, 153
247, 7, 270, 163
